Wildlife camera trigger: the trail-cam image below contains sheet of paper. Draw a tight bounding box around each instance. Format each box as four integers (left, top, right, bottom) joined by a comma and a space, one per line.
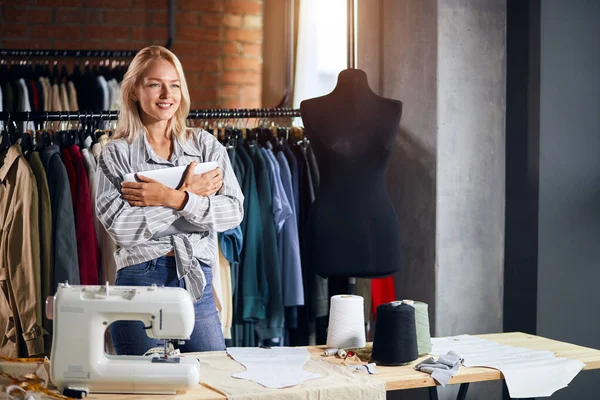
431, 335, 585, 398
227, 347, 321, 389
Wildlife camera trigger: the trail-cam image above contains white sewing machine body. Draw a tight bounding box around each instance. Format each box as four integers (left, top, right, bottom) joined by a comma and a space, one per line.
49, 283, 201, 394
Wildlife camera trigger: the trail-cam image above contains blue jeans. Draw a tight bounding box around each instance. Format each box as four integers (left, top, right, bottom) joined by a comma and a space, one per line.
110, 256, 225, 355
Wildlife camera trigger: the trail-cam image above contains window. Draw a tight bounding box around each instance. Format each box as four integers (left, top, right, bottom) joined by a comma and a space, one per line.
293, 0, 348, 109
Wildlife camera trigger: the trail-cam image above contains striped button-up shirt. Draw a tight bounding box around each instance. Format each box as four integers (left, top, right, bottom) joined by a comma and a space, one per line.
95, 128, 244, 301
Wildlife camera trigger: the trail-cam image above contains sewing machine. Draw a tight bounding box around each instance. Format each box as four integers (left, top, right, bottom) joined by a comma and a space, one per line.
48, 282, 201, 394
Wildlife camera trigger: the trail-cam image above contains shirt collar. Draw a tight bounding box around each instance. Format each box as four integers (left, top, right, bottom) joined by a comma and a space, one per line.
0, 145, 23, 182
129, 130, 169, 165
178, 132, 203, 158
129, 129, 203, 165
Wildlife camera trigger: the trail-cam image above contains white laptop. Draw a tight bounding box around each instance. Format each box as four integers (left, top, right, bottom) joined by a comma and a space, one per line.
123, 161, 219, 188
122, 161, 219, 238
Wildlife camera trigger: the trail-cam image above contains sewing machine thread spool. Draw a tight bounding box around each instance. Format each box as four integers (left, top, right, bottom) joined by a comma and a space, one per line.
371, 301, 418, 366
322, 347, 339, 357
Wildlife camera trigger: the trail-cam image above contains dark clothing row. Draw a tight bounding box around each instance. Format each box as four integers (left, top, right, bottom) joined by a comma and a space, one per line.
0, 62, 125, 116
223, 134, 330, 348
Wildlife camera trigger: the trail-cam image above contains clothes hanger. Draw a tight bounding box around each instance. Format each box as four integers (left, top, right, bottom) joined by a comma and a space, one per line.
19, 113, 34, 154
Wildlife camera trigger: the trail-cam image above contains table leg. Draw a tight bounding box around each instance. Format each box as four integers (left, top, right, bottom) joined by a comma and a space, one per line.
428, 382, 469, 400
428, 386, 439, 400
456, 383, 470, 400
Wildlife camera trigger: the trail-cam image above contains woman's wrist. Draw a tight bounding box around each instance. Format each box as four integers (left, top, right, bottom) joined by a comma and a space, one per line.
168, 188, 189, 210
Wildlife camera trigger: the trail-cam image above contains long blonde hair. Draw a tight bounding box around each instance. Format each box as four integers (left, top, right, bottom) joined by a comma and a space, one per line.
113, 46, 191, 143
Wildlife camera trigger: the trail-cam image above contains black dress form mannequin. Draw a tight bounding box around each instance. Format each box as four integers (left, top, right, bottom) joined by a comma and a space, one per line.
300, 68, 402, 278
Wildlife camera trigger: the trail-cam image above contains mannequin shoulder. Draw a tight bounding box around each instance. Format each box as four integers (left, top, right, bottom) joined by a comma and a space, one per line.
374, 96, 403, 120
300, 94, 329, 113
300, 94, 333, 124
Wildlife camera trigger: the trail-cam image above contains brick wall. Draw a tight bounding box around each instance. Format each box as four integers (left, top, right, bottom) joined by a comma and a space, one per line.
0, 0, 263, 109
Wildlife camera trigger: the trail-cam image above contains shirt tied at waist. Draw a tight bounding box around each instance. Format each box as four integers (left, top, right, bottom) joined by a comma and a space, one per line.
171, 234, 207, 302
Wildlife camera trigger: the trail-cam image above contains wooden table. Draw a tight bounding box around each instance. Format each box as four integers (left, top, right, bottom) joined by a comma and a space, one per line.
87, 332, 600, 400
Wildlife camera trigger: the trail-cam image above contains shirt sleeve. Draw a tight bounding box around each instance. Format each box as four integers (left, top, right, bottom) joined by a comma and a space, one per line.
95, 142, 179, 247
178, 135, 245, 233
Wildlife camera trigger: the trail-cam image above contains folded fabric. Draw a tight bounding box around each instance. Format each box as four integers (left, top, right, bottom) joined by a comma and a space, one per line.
415, 351, 462, 387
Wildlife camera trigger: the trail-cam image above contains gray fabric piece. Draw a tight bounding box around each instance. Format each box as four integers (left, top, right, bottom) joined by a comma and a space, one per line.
415, 351, 462, 387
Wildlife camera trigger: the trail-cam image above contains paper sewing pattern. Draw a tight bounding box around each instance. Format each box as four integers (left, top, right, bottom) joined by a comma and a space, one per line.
227, 347, 321, 389
431, 335, 585, 398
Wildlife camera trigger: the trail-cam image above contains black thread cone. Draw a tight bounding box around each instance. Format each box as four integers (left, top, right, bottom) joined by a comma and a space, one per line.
371, 302, 419, 365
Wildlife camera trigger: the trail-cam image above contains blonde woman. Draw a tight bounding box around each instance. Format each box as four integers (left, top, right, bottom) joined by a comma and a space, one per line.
96, 46, 244, 355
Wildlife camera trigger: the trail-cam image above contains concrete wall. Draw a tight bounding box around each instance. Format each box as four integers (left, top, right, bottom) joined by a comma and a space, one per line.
537, 0, 600, 398
435, 0, 506, 338
435, 1, 506, 398
382, 0, 438, 336
379, 1, 506, 398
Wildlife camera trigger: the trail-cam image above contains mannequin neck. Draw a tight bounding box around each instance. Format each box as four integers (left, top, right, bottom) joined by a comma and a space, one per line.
333, 68, 376, 97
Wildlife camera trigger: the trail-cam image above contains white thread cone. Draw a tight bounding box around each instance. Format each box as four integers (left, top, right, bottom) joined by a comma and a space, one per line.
326, 295, 366, 349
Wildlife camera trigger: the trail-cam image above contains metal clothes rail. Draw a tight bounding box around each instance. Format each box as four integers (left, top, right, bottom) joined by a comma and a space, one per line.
0, 108, 301, 122
0, 49, 138, 58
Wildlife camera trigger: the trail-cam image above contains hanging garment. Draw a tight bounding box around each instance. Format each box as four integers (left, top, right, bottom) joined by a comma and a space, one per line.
90, 135, 117, 285
0, 83, 3, 131
108, 79, 121, 110
51, 83, 62, 111
60, 83, 70, 112
230, 143, 266, 348
61, 148, 77, 209
261, 147, 293, 235
68, 81, 79, 111
27, 151, 54, 350
218, 246, 233, 339
39, 77, 49, 112
248, 146, 284, 341
97, 76, 109, 111
3, 81, 14, 112
212, 240, 224, 335
283, 142, 300, 227
371, 277, 397, 319
262, 145, 293, 341
41, 145, 80, 286
28, 79, 40, 112
0, 145, 45, 357
17, 79, 35, 133
289, 143, 328, 346
68, 145, 99, 285
218, 226, 242, 340
275, 151, 304, 311
81, 148, 101, 281
35, 79, 44, 113
235, 144, 268, 322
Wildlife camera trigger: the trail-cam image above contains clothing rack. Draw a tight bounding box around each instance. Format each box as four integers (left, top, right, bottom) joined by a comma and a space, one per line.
0, 108, 301, 122
0, 49, 138, 58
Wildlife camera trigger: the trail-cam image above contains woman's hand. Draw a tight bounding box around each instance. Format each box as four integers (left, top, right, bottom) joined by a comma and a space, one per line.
121, 174, 185, 208
179, 161, 223, 197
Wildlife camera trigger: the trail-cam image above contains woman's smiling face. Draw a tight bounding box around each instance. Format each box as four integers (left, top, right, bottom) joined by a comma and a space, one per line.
134, 58, 182, 126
